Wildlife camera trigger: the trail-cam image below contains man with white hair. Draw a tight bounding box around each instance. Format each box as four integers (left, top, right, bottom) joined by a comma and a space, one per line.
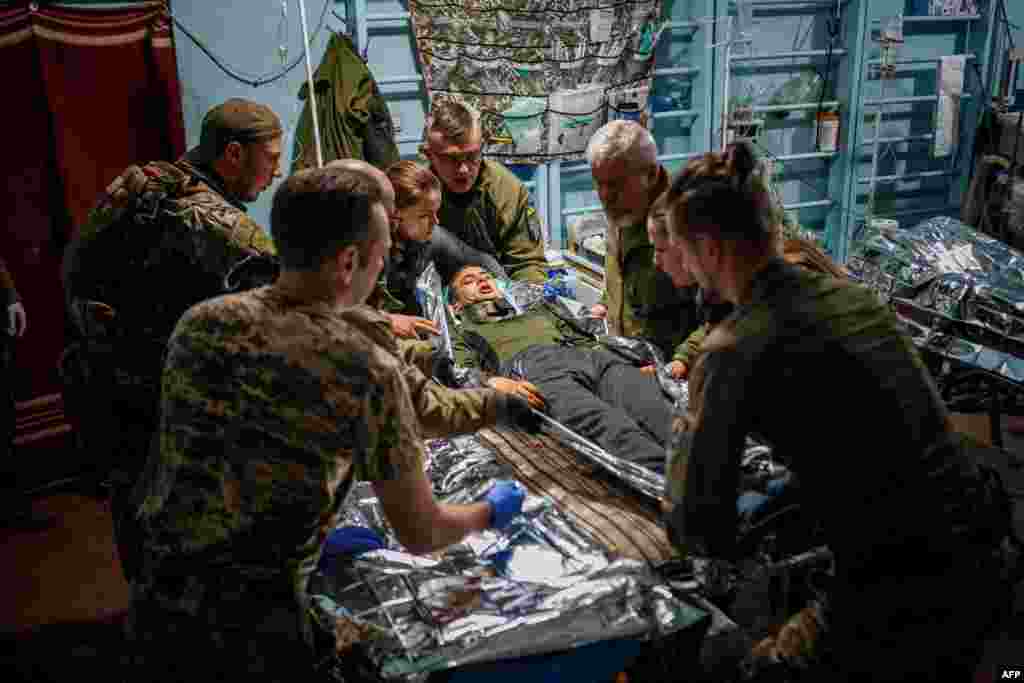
586, 120, 698, 358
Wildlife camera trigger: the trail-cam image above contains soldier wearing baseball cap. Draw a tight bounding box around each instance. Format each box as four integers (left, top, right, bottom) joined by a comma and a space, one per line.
62, 98, 283, 584
184, 97, 285, 204
187, 98, 283, 163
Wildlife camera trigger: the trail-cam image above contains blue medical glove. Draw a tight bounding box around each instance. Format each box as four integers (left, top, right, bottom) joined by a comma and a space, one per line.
318, 526, 386, 573
737, 492, 772, 524
485, 480, 526, 530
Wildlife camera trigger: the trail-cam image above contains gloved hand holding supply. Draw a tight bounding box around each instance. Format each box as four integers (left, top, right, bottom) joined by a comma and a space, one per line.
495, 391, 543, 433
485, 480, 526, 529
318, 526, 386, 573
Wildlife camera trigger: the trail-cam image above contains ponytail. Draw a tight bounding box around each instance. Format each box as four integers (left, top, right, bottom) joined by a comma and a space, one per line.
665, 141, 776, 247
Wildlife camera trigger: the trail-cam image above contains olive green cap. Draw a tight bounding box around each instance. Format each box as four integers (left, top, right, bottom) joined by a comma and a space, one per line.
185, 98, 283, 165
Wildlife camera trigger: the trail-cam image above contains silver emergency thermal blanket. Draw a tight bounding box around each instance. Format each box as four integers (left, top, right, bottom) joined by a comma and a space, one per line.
309, 431, 711, 680
848, 215, 1024, 384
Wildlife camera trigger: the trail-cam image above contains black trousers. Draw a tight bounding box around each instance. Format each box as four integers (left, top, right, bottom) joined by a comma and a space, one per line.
510, 344, 671, 472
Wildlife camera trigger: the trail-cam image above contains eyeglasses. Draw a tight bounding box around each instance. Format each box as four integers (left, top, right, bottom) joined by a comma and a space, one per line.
432, 148, 483, 166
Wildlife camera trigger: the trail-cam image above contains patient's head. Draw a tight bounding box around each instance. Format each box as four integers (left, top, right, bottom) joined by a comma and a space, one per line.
450, 265, 501, 309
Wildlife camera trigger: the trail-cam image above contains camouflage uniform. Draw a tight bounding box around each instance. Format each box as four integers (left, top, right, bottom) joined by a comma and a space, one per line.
433, 159, 549, 284
599, 165, 700, 358
665, 259, 1011, 680
128, 291, 498, 681
61, 157, 279, 580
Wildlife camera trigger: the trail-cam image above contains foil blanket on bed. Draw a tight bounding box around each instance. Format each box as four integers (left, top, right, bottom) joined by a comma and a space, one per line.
848, 216, 1024, 384
309, 428, 710, 680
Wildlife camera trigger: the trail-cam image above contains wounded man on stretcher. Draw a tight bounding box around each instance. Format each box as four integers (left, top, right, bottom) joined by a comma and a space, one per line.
427, 264, 674, 472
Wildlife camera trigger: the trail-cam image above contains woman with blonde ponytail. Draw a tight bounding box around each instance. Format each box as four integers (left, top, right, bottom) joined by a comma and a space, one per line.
659, 143, 1009, 682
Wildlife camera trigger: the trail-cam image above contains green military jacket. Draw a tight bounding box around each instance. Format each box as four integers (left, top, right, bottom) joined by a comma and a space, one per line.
0, 256, 18, 306
292, 34, 399, 172
665, 260, 978, 568
451, 301, 565, 369
600, 166, 699, 358
434, 160, 548, 284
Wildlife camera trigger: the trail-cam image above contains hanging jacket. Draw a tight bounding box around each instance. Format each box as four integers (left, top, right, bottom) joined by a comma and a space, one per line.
292, 34, 399, 172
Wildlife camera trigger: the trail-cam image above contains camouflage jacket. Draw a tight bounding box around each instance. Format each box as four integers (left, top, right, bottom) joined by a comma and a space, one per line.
292, 33, 399, 172
599, 166, 700, 358
665, 260, 994, 574
433, 160, 548, 284
0, 256, 18, 306
62, 158, 278, 399
130, 294, 498, 663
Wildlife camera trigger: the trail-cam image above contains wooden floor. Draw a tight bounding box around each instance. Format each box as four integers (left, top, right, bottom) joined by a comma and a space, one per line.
1, 495, 129, 633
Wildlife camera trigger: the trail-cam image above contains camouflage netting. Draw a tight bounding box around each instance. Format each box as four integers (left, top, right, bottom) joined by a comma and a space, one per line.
410, 0, 665, 164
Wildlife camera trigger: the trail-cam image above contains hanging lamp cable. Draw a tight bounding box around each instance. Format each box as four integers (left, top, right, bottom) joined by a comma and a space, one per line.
161, 0, 333, 88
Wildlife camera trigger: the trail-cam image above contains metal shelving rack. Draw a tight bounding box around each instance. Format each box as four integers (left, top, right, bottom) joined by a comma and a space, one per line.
720, 0, 850, 256
835, 1, 1000, 263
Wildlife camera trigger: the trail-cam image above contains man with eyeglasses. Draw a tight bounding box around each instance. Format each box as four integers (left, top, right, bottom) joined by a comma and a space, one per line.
420, 99, 549, 284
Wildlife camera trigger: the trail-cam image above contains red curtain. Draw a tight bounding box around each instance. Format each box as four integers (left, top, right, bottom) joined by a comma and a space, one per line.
0, 1, 185, 399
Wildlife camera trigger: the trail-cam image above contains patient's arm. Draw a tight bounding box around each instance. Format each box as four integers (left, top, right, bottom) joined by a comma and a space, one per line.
486, 377, 546, 411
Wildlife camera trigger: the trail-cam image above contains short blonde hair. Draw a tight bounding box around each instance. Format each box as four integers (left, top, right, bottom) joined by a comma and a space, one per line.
585, 120, 657, 170
425, 98, 481, 145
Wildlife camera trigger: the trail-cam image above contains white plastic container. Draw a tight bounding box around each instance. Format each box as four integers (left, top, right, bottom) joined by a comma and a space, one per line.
816, 110, 840, 152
